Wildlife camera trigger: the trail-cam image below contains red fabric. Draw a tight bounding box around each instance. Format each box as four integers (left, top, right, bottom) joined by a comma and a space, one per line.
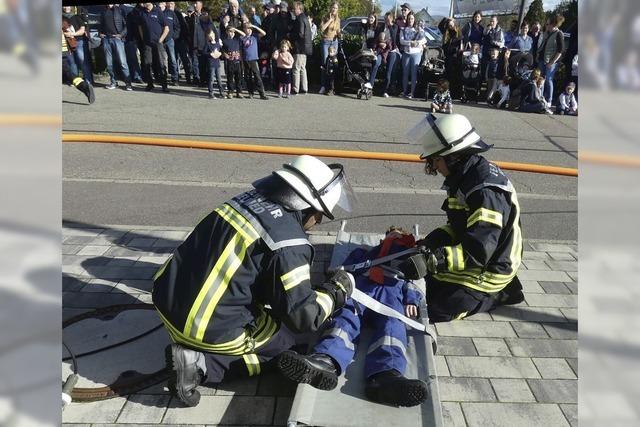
368, 233, 416, 284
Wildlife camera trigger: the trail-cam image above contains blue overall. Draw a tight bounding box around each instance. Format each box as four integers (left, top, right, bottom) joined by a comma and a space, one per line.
313, 244, 422, 379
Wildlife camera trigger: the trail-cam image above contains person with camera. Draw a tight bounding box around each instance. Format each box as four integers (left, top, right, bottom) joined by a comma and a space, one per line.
158, 155, 357, 407
400, 114, 524, 322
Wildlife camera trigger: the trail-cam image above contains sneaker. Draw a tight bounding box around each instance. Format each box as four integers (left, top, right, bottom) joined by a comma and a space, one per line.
326, 90, 334, 96
106, 83, 117, 90
319, 86, 326, 94
125, 85, 133, 91
277, 351, 339, 391
133, 78, 144, 84
407, 94, 413, 99
363, 82, 373, 89
165, 344, 205, 407
234, 93, 242, 99
545, 108, 554, 115
226, 93, 232, 99
383, 92, 389, 98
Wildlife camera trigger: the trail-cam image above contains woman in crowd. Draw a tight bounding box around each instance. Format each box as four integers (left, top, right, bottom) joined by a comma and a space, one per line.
379, 12, 400, 97
319, 2, 341, 94
509, 21, 533, 76
362, 13, 379, 49
439, 17, 463, 98
399, 12, 426, 99
537, 14, 565, 107
368, 32, 392, 93
461, 10, 483, 50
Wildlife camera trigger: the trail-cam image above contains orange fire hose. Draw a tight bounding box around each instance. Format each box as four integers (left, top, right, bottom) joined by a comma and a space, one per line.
62, 133, 579, 177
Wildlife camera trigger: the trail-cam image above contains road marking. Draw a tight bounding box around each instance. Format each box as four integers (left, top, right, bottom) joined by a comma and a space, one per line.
63, 177, 577, 201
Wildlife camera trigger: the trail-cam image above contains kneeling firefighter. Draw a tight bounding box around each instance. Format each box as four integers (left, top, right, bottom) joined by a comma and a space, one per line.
153, 155, 357, 406
400, 113, 525, 322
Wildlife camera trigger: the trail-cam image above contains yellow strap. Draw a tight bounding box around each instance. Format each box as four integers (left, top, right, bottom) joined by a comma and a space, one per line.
437, 224, 455, 240
467, 207, 503, 228
281, 264, 310, 291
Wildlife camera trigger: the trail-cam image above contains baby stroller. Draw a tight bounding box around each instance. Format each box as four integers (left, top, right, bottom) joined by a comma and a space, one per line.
421, 46, 446, 100
338, 40, 377, 100
508, 57, 534, 111
460, 49, 481, 103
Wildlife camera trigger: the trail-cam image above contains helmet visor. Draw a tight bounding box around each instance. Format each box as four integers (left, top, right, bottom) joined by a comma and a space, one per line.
322, 164, 357, 214
406, 114, 452, 160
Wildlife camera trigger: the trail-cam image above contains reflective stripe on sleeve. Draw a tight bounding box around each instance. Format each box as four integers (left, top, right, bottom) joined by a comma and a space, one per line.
314, 290, 334, 321
242, 353, 261, 376
445, 244, 465, 271
447, 197, 469, 211
467, 207, 503, 228
280, 264, 311, 291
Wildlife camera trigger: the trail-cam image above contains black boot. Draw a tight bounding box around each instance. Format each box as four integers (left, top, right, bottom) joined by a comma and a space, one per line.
495, 277, 525, 306
365, 370, 428, 407
76, 80, 95, 104
277, 351, 338, 391
165, 344, 204, 407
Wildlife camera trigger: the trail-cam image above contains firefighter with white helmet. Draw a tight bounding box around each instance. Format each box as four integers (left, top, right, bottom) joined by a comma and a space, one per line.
154, 155, 357, 406
400, 113, 525, 322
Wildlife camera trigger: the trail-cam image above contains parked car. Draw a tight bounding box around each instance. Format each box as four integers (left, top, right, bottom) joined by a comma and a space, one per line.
341, 17, 385, 36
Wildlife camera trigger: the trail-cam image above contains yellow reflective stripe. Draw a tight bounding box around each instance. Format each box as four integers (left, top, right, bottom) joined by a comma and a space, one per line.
72, 77, 83, 87
314, 291, 334, 321
434, 270, 514, 293
195, 234, 252, 341
215, 204, 260, 242
467, 207, 503, 228
447, 197, 468, 210
242, 354, 261, 376
445, 244, 465, 271
280, 264, 311, 291
455, 312, 468, 320
509, 192, 523, 272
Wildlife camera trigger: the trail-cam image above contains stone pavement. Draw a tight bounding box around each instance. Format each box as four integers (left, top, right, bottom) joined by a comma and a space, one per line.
62, 224, 577, 427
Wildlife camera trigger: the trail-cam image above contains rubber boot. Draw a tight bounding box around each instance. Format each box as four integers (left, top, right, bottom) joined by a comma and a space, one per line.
365, 370, 428, 407
73, 78, 95, 104
277, 351, 338, 391
165, 344, 205, 407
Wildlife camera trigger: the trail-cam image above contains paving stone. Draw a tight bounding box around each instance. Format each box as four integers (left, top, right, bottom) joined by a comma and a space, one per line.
462, 312, 493, 321
528, 243, 576, 253
438, 377, 496, 402
77, 245, 110, 256
436, 337, 478, 356
517, 270, 573, 282
547, 252, 576, 261
527, 379, 577, 403
520, 280, 544, 293
104, 247, 152, 257
257, 372, 298, 397
490, 379, 536, 402
560, 404, 578, 427
566, 272, 577, 282
544, 260, 577, 271
560, 308, 577, 322
542, 322, 578, 340
273, 397, 294, 426
63, 236, 103, 245
98, 228, 129, 239
62, 424, 91, 427
63, 292, 139, 309
112, 279, 154, 293
62, 245, 84, 255
511, 322, 549, 338
163, 396, 275, 425
564, 282, 578, 294
62, 255, 110, 266
63, 227, 105, 237
137, 256, 170, 266
462, 402, 569, 427
446, 356, 540, 379
436, 321, 516, 338
506, 339, 577, 358
62, 275, 89, 292
491, 306, 567, 323
524, 294, 577, 308
117, 394, 171, 423
435, 355, 450, 376
472, 338, 511, 356
532, 358, 576, 379
90, 266, 158, 280
522, 261, 550, 270
565, 358, 577, 375
214, 376, 259, 396
538, 281, 571, 294
127, 238, 159, 248
441, 402, 467, 427
62, 397, 127, 423
106, 256, 140, 267
152, 238, 180, 248
522, 251, 551, 260
83, 278, 119, 293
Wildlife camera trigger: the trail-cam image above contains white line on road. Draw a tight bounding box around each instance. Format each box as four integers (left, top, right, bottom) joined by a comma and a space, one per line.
63, 177, 577, 201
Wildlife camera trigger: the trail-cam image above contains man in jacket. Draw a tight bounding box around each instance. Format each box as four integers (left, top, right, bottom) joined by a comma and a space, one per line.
291, 1, 312, 95
157, 155, 358, 407
100, 4, 133, 90
481, 15, 504, 78
159, 2, 180, 85
400, 114, 524, 322
170, 1, 192, 84
138, 2, 170, 92
186, 1, 207, 85
125, 3, 145, 83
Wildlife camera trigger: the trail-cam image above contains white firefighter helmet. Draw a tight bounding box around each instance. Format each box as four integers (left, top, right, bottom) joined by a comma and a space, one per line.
252, 155, 356, 220
407, 113, 490, 160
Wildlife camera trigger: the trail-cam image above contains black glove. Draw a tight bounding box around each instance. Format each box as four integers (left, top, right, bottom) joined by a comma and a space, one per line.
315, 270, 354, 310
400, 248, 447, 279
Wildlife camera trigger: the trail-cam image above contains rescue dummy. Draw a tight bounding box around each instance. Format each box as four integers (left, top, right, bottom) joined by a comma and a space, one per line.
278, 227, 429, 407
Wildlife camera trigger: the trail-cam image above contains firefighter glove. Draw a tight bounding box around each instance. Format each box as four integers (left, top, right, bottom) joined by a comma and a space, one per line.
315, 270, 354, 310
400, 248, 447, 279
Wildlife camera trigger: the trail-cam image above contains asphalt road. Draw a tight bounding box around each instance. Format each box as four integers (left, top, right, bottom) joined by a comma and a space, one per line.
62, 79, 578, 241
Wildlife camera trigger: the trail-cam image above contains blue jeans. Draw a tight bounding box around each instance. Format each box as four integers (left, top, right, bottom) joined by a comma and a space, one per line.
370, 54, 383, 85
72, 38, 93, 84
208, 64, 223, 95
385, 51, 400, 91
402, 51, 421, 97
321, 39, 338, 87
191, 49, 201, 80
125, 40, 142, 81
103, 36, 131, 85
539, 60, 558, 105
164, 38, 179, 82
175, 38, 191, 81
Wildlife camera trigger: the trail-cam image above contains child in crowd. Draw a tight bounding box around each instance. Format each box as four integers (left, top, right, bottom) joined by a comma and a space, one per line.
222, 26, 245, 99
431, 78, 452, 114
467, 43, 481, 67
323, 46, 340, 96
490, 76, 511, 109
557, 82, 578, 115
240, 22, 269, 100
520, 75, 552, 114
485, 47, 508, 102
272, 39, 294, 98
204, 29, 224, 99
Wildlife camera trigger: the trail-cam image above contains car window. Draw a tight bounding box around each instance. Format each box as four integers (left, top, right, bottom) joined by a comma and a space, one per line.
342, 22, 361, 36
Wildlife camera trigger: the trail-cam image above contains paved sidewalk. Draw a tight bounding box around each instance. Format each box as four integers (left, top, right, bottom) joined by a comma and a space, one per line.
62, 224, 577, 427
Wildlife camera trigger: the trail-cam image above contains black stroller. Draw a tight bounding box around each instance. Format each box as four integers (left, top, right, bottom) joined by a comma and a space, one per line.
460, 49, 482, 103
421, 46, 446, 100
337, 40, 377, 100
